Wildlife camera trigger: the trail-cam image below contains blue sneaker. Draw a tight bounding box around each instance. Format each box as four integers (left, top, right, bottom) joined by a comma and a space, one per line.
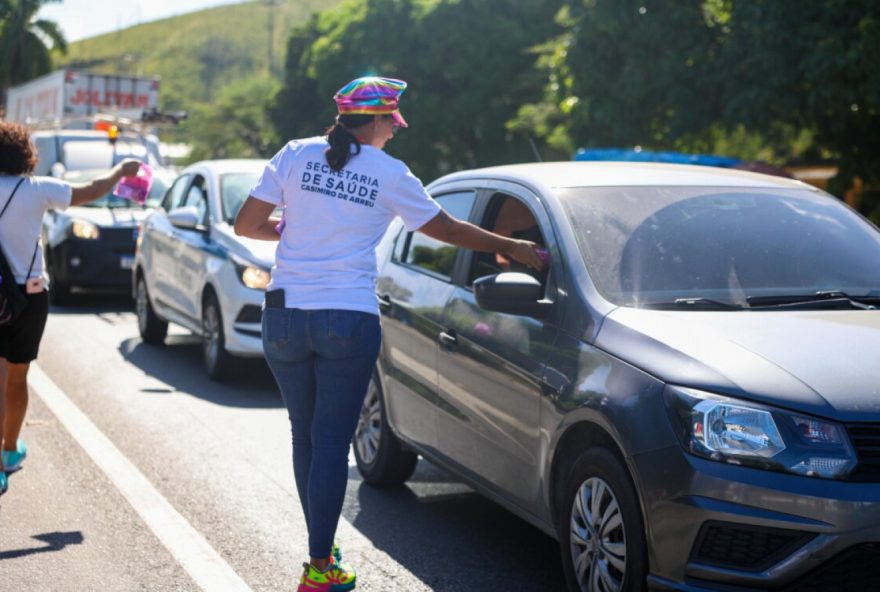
2, 439, 27, 472
0, 471, 7, 496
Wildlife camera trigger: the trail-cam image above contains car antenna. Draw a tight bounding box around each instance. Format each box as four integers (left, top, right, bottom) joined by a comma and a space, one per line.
528, 136, 543, 162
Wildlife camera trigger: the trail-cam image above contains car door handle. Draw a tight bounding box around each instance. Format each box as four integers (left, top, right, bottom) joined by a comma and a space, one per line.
439, 329, 458, 350
377, 294, 392, 313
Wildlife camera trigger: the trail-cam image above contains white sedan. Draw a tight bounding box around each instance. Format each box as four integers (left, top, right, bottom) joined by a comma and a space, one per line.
133, 159, 277, 379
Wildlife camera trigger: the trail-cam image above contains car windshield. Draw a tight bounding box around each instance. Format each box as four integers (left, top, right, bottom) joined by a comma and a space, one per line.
221, 173, 279, 223
558, 186, 880, 308
64, 170, 170, 209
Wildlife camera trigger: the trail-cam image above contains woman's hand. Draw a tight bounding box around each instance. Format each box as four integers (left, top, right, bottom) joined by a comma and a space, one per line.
505, 239, 545, 271
118, 159, 142, 178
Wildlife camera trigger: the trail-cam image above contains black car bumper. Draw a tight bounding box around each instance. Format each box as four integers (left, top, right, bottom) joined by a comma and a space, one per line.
48, 230, 137, 291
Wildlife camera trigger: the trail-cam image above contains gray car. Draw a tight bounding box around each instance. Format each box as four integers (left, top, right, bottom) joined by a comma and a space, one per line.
352, 162, 880, 591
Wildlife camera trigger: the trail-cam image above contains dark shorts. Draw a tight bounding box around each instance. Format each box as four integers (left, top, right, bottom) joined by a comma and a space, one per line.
0, 287, 50, 364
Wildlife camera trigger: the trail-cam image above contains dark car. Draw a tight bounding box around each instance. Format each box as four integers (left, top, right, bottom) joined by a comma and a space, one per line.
353, 162, 880, 591
42, 168, 171, 303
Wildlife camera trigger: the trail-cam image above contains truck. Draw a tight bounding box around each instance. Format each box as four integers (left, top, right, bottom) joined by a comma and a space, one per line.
5, 69, 161, 127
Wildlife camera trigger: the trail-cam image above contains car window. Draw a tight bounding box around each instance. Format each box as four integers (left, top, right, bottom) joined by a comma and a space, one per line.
559, 186, 880, 306
403, 191, 475, 279
469, 193, 548, 286
182, 174, 209, 225
163, 174, 191, 212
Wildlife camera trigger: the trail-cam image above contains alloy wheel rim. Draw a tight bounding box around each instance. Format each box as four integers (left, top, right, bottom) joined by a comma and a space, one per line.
354, 379, 382, 465
570, 477, 627, 592
203, 303, 220, 368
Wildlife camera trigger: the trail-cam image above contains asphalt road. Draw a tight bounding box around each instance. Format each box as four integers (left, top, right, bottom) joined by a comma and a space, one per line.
0, 295, 566, 591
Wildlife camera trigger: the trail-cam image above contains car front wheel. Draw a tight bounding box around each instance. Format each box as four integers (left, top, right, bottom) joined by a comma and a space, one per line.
559, 448, 647, 592
136, 276, 168, 344
202, 292, 235, 380
353, 373, 418, 485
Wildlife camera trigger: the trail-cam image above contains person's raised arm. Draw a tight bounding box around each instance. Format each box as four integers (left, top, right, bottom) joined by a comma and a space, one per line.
234, 196, 281, 241
69, 160, 141, 206
418, 209, 544, 270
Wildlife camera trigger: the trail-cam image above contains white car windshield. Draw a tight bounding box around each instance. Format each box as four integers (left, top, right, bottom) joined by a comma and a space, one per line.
221, 173, 280, 223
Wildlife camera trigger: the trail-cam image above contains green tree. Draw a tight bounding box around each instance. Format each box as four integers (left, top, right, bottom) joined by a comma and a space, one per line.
185, 74, 281, 161
273, 0, 562, 180
0, 0, 67, 96
518, 1, 880, 193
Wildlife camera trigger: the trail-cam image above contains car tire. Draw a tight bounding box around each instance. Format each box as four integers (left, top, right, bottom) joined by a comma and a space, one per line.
559, 448, 647, 592
136, 275, 168, 344
45, 250, 71, 305
202, 292, 235, 381
353, 373, 418, 486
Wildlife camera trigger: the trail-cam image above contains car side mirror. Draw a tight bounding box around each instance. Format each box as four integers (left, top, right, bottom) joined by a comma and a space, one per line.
473, 272, 552, 319
168, 206, 205, 231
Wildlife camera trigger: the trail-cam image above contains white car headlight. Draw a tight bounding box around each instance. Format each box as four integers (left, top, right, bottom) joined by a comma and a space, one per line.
666, 386, 857, 480
71, 219, 100, 240
240, 265, 270, 290
231, 254, 271, 290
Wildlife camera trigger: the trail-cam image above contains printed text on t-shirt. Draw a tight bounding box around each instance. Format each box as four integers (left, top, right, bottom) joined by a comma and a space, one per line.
301, 160, 380, 208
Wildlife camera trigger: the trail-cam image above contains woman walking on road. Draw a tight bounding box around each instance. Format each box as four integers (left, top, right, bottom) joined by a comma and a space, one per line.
0, 121, 141, 496
234, 76, 543, 591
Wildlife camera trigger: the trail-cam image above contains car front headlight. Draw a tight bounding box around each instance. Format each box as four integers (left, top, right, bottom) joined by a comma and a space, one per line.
231, 255, 271, 290
71, 219, 100, 240
665, 386, 857, 480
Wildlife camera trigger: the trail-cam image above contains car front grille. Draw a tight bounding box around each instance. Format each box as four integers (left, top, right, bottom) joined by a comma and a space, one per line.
847, 423, 880, 482
784, 543, 880, 592
690, 521, 814, 572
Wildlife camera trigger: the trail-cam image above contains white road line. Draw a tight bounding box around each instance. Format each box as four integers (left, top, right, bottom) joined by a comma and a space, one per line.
29, 364, 253, 592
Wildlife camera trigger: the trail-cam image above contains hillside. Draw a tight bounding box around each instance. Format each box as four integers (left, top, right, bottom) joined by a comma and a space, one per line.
58, 0, 342, 111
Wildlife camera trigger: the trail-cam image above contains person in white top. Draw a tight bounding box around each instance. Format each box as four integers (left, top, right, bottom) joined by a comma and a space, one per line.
0, 121, 141, 496
234, 76, 542, 591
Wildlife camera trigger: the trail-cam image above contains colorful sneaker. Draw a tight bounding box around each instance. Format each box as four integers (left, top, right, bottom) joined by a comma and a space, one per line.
332, 543, 342, 564
296, 557, 356, 592
1, 439, 27, 472
0, 471, 7, 496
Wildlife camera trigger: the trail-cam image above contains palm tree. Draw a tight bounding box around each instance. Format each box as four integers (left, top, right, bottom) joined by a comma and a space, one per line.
0, 0, 68, 98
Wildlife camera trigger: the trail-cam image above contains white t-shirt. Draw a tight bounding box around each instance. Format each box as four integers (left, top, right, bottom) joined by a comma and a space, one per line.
0, 175, 72, 285
250, 137, 441, 315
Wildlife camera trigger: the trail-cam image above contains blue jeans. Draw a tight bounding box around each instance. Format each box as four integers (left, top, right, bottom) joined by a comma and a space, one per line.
262, 307, 381, 559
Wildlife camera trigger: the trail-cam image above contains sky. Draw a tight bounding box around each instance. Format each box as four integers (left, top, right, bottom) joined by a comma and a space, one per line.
38, 0, 245, 43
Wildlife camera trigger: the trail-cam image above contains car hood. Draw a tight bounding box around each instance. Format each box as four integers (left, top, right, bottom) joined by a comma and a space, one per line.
596, 308, 880, 421
212, 224, 276, 269
65, 205, 150, 227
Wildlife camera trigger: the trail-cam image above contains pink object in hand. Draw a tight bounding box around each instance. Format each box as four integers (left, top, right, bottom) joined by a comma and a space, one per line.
275, 218, 286, 234
113, 163, 152, 204
536, 248, 551, 266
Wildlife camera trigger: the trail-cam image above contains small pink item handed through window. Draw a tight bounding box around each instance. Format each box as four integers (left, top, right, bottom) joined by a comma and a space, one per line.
113, 163, 153, 205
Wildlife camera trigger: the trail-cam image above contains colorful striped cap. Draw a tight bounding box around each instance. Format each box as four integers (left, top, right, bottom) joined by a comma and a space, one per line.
334, 76, 408, 128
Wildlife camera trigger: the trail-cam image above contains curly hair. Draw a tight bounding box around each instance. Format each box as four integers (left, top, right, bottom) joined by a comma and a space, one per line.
0, 122, 37, 175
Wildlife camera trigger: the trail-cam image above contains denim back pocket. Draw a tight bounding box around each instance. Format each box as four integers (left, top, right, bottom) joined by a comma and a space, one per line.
327, 309, 367, 347
262, 308, 290, 347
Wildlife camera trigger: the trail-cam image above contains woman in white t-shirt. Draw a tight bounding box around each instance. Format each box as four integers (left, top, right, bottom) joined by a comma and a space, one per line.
234, 77, 542, 592
0, 122, 141, 496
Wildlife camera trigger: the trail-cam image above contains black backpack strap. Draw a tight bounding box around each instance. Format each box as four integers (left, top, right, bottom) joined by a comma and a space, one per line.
1, 178, 39, 282
0, 177, 26, 220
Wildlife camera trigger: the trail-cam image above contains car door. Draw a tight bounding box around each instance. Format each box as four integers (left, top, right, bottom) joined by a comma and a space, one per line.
375, 191, 477, 453
435, 185, 561, 510
167, 173, 213, 324
144, 173, 190, 309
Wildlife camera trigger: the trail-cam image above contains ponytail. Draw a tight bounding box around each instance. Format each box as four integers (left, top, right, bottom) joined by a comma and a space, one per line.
325, 113, 374, 172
